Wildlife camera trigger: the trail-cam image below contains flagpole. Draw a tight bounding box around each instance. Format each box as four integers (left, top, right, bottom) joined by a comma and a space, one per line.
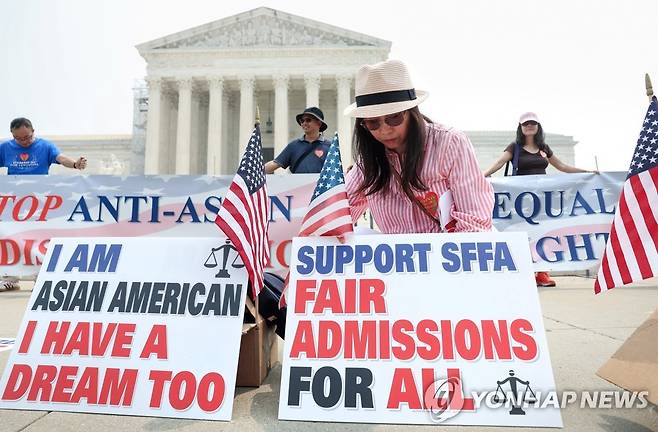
255, 105, 261, 127
646, 73, 654, 101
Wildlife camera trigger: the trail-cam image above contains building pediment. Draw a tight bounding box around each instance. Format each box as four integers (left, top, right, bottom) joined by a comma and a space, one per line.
137, 7, 390, 52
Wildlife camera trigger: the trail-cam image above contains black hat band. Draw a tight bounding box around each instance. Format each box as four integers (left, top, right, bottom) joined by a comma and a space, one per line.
355, 89, 417, 107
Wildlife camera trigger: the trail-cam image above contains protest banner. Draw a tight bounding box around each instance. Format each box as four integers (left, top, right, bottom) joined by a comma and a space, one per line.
492, 172, 625, 272
278, 232, 562, 427
0, 237, 247, 421
0, 172, 625, 277
0, 174, 318, 277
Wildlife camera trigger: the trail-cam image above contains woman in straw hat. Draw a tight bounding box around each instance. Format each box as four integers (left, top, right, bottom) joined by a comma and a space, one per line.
344, 59, 494, 233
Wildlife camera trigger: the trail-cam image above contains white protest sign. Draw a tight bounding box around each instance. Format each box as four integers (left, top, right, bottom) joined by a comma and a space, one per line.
0, 237, 247, 421
279, 232, 562, 427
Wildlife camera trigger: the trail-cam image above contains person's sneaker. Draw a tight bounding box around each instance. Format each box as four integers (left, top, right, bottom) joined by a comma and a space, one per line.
0, 280, 20, 291
535, 271, 556, 287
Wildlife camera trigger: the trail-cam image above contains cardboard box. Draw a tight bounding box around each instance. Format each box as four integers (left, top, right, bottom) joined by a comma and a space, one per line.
597, 309, 658, 405
236, 296, 279, 387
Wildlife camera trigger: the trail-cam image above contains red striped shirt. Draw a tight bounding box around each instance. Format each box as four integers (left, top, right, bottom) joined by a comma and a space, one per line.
345, 122, 494, 233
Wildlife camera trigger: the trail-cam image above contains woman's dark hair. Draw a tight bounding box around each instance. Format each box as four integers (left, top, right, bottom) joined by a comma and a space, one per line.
516, 123, 547, 151
10, 117, 33, 131
352, 107, 431, 198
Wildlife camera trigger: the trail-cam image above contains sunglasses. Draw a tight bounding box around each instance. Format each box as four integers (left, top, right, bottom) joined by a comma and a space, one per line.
360, 111, 406, 131
521, 121, 538, 127
12, 133, 33, 143
300, 117, 316, 124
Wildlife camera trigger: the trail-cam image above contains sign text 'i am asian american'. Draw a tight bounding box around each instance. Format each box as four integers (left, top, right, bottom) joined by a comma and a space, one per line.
0, 237, 247, 421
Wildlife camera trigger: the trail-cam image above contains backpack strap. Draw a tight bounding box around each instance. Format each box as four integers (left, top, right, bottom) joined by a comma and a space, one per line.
290, 139, 324, 173
290, 147, 315, 173
512, 142, 521, 175
505, 142, 521, 176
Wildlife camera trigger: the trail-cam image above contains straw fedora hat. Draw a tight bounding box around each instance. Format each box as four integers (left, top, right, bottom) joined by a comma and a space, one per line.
343, 59, 429, 118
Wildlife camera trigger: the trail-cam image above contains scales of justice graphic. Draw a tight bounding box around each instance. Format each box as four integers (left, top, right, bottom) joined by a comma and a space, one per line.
493, 370, 538, 415
204, 239, 245, 278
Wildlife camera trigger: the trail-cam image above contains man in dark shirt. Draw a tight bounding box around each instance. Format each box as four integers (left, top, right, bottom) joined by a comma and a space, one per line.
264, 107, 331, 174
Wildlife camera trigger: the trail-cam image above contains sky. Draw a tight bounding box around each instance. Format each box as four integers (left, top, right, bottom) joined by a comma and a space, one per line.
1, 0, 657, 171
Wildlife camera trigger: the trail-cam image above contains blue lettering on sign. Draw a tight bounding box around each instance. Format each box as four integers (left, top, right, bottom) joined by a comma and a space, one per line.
176, 197, 201, 223
493, 192, 512, 219
535, 232, 610, 264
270, 195, 293, 222
203, 196, 222, 222
46, 244, 63, 272
441, 242, 516, 273
536, 236, 562, 263
68, 197, 92, 222
544, 190, 565, 218
65, 194, 295, 224
493, 187, 618, 224
98, 196, 120, 221
569, 191, 596, 216
62, 244, 122, 272
595, 188, 616, 214
515, 192, 541, 225
295, 243, 432, 275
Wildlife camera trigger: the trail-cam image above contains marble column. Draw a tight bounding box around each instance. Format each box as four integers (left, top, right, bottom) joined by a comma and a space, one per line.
190, 89, 201, 174
336, 74, 353, 167
239, 76, 255, 154
273, 74, 289, 157
304, 74, 321, 108
160, 90, 174, 174
207, 77, 224, 175
144, 77, 162, 174
175, 78, 193, 174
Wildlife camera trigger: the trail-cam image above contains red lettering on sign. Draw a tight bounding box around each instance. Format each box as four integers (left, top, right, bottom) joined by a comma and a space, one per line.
511, 319, 537, 360
387, 368, 421, 409
41, 321, 134, 358
18, 321, 37, 354
139, 325, 168, 359
289, 320, 316, 358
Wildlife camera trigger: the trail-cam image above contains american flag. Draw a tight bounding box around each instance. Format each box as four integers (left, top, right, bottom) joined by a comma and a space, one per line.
595, 96, 658, 293
298, 133, 354, 237
215, 126, 270, 298
280, 133, 354, 306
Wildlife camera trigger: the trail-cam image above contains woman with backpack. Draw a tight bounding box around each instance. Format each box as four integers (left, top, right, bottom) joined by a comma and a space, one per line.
483, 112, 596, 287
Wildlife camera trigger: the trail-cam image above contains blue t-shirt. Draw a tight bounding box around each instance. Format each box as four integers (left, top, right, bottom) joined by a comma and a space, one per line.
274, 135, 331, 173
0, 138, 61, 175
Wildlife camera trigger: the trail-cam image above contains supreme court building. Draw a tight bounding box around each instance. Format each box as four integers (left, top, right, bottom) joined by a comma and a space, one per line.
28, 7, 576, 177
135, 7, 389, 175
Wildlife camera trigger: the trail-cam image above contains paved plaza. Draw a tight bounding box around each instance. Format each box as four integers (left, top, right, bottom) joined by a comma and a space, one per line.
1, 276, 657, 432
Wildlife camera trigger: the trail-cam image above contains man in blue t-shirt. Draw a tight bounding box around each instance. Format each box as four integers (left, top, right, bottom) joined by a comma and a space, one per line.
0, 117, 88, 175
264, 107, 331, 174
0, 117, 88, 292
